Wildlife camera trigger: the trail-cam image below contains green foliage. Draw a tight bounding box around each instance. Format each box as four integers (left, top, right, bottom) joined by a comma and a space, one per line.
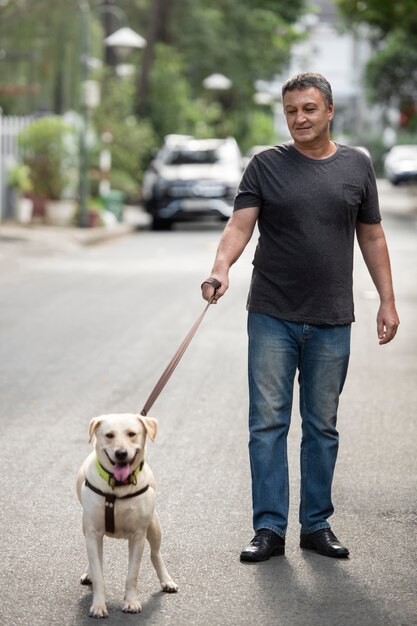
366, 32, 417, 106
18, 116, 75, 199
146, 30, 294, 147
240, 110, 277, 152
334, 0, 417, 38
146, 45, 196, 138
1, 0, 306, 186
0, 0, 302, 117
145, 44, 226, 141
7, 164, 33, 194
0, 0, 85, 114
335, 0, 417, 126
73, 198, 105, 227
108, 118, 155, 188
172, 0, 299, 99
147, 0, 303, 147
93, 76, 157, 197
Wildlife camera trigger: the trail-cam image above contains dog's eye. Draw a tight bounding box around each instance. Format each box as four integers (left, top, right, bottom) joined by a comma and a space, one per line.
105, 433, 115, 439
128, 432, 136, 438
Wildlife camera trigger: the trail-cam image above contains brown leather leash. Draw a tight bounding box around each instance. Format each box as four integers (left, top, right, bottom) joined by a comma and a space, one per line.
140, 278, 221, 417
85, 280, 220, 535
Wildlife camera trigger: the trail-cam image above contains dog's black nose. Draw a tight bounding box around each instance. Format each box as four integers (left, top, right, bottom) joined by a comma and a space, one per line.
115, 449, 128, 461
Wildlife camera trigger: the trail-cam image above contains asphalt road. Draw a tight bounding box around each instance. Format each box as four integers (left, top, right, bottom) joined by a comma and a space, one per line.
0, 187, 416, 625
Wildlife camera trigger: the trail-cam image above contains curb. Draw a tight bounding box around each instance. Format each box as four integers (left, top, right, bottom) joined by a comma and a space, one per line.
0, 222, 137, 247
0, 209, 151, 248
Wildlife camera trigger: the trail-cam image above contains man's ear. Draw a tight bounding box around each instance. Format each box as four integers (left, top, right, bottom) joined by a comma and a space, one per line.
88, 417, 102, 443
328, 103, 334, 121
137, 415, 158, 442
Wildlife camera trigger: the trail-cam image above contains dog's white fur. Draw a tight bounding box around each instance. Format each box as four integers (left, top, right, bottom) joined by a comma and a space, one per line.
76, 413, 177, 618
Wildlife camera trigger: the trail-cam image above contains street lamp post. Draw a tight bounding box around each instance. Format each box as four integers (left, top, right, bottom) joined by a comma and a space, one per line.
202, 73, 232, 137
78, 0, 90, 227
77, 1, 146, 227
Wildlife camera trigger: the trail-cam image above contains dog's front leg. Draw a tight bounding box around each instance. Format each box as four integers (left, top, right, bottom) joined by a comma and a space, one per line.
81, 535, 103, 586
122, 533, 146, 613
147, 512, 178, 592
85, 530, 108, 618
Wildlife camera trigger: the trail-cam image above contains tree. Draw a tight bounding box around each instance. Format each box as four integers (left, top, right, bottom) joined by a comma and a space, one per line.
335, 0, 417, 126
366, 32, 417, 128
136, 0, 175, 110
92, 72, 156, 198
0, 0, 306, 181
366, 32, 417, 103
0, 0, 86, 114
0, 0, 303, 115
140, 0, 303, 145
334, 0, 417, 38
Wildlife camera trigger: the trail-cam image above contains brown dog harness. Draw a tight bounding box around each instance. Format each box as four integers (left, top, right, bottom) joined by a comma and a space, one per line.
84, 478, 150, 534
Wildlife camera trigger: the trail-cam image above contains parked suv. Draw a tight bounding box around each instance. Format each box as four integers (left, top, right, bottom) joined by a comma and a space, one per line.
142, 135, 243, 230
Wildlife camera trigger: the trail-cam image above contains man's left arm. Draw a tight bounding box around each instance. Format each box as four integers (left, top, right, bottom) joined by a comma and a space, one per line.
356, 222, 400, 345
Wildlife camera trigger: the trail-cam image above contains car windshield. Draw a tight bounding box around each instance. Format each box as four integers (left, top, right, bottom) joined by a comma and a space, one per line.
165, 149, 219, 165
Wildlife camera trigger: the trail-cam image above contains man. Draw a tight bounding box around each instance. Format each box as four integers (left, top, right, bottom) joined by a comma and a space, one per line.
201, 72, 399, 561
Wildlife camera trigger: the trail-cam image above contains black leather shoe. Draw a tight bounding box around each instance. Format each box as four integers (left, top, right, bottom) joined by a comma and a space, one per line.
240, 529, 285, 562
300, 529, 349, 558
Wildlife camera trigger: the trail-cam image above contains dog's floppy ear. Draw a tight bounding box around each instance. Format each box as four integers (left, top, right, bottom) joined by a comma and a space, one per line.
88, 417, 103, 443
137, 415, 158, 442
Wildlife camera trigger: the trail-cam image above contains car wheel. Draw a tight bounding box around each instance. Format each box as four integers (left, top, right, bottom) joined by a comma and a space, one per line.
152, 217, 173, 231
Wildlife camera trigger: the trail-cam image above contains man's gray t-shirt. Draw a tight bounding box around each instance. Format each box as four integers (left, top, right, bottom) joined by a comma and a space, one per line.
234, 143, 381, 326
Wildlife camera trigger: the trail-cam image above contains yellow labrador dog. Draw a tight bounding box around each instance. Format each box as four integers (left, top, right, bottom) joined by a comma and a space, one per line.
76, 413, 178, 618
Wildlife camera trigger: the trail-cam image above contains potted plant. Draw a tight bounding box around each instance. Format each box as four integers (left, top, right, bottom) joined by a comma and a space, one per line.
74, 198, 105, 228
7, 163, 34, 224
18, 116, 77, 225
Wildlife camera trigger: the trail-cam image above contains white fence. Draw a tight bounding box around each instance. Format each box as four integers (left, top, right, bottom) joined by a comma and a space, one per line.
0, 113, 34, 220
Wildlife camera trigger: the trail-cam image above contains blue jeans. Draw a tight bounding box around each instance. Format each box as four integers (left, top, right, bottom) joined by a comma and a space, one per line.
247, 313, 351, 538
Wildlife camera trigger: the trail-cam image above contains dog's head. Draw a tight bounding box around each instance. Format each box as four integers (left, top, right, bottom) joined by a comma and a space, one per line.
88, 413, 157, 482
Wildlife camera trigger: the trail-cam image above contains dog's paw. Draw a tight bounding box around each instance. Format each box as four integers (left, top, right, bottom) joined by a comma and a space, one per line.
122, 599, 142, 613
80, 573, 92, 586
161, 579, 178, 593
89, 603, 108, 618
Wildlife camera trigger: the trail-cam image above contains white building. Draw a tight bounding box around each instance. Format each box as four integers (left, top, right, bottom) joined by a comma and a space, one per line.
272, 0, 379, 141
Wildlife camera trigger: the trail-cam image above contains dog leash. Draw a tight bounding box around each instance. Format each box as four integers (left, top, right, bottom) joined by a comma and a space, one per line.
85, 280, 220, 535
140, 278, 221, 417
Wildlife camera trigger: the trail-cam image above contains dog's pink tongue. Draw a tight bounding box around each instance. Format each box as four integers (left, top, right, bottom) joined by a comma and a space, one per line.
113, 464, 131, 482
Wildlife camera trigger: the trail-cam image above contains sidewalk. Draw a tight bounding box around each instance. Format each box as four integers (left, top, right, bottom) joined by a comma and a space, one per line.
0, 182, 415, 251
0, 205, 151, 249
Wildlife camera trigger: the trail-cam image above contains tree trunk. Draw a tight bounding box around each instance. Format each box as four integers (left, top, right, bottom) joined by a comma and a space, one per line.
136, 0, 174, 113
102, 0, 118, 67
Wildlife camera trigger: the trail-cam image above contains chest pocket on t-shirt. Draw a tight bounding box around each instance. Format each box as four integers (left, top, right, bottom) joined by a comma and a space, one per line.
343, 183, 362, 210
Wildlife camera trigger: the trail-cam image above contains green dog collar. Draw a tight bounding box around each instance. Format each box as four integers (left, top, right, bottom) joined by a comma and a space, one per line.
95, 458, 144, 489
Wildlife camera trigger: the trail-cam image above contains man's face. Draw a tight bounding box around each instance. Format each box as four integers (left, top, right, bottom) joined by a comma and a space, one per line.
283, 87, 334, 147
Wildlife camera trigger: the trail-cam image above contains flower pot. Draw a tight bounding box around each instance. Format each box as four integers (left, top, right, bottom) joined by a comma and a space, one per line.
45, 200, 76, 226
16, 197, 34, 224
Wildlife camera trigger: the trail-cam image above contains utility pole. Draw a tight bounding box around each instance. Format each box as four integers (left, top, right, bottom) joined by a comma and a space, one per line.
78, 0, 90, 227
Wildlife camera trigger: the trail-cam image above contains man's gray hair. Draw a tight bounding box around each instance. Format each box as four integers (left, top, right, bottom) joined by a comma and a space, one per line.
282, 73, 333, 109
